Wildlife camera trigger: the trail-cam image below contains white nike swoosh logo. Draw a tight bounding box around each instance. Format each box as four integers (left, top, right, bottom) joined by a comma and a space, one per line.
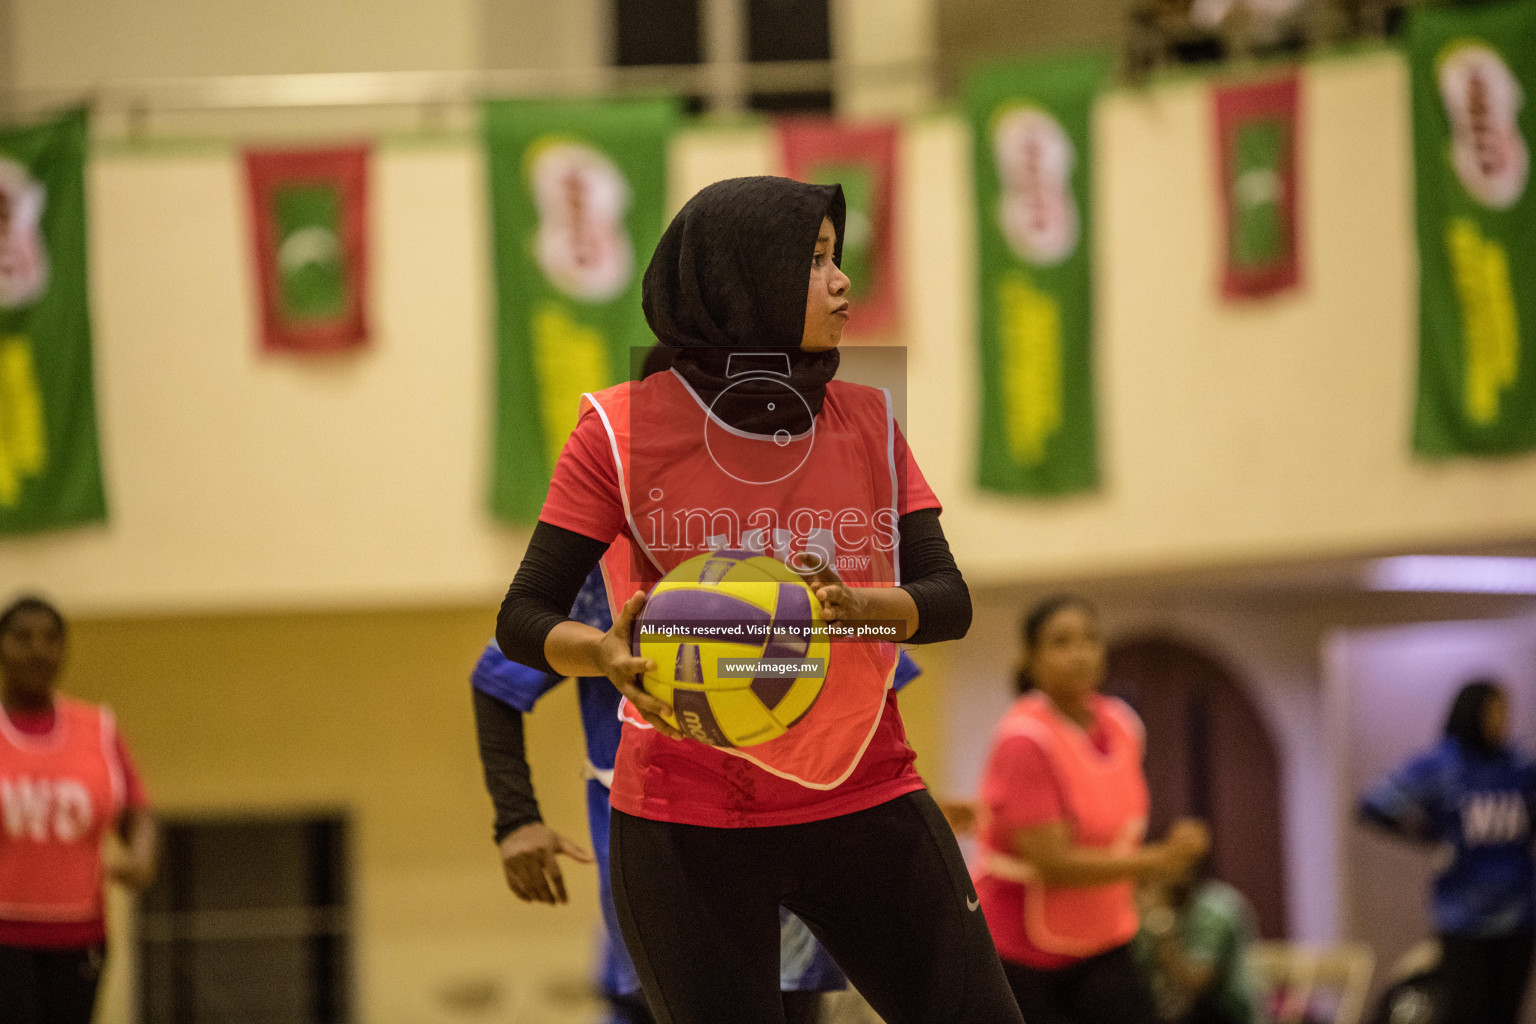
967, 896, 980, 911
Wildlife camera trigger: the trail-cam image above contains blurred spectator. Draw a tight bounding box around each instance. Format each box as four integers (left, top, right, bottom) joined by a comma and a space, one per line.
0, 595, 157, 1024
972, 594, 1209, 1024
1136, 859, 1269, 1024
1358, 679, 1536, 1024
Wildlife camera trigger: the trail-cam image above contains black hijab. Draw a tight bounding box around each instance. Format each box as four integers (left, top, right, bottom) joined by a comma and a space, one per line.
642, 176, 846, 434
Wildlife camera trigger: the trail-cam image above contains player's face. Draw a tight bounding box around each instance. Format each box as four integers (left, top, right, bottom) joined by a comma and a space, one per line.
0, 609, 65, 702
801, 217, 851, 352
1026, 604, 1105, 703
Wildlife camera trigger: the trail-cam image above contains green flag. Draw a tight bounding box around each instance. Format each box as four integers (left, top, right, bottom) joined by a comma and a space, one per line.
1410, 0, 1536, 456
0, 109, 105, 534
967, 53, 1107, 496
244, 146, 369, 352
274, 183, 347, 319
1213, 76, 1301, 298
484, 98, 676, 523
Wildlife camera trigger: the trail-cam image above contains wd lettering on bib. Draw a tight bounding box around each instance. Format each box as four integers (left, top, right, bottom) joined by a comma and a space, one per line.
1, 776, 95, 842
1462, 791, 1529, 846
0, 698, 124, 922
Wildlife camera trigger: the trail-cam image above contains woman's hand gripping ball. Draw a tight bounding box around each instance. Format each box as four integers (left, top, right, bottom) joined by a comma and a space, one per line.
600, 590, 684, 741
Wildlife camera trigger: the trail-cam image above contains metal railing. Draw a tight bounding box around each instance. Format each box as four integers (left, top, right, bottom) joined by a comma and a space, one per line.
7, 57, 932, 120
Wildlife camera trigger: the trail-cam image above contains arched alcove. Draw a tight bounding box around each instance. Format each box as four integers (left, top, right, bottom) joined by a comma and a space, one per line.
1105, 636, 1289, 938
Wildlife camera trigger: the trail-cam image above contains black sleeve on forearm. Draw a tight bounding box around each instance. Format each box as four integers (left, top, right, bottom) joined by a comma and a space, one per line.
897, 508, 971, 645
496, 521, 611, 674
472, 687, 543, 843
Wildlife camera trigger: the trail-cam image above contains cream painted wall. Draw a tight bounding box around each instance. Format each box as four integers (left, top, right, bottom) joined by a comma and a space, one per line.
12, 49, 1536, 616
833, 0, 936, 116
7, 143, 530, 614
14, 0, 480, 90
481, 0, 611, 72
909, 54, 1536, 583
913, 51, 1536, 588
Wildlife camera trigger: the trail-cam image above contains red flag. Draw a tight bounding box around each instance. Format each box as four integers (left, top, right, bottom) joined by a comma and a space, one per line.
778, 120, 900, 337
244, 146, 370, 352
1212, 75, 1302, 300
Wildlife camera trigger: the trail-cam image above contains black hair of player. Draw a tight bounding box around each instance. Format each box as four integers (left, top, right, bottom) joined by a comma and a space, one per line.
1015, 594, 1095, 694
1444, 677, 1506, 758
0, 594, 67, 640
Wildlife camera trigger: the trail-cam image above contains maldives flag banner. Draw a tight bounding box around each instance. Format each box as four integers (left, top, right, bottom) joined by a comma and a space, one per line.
1213, 74, 1302, 300
966, 52, 1108, 496
244, 146, 370, 353
1409, 0, 1536, 457
778, 119, 900, 338
484, 97, 677, 524
0, 108, 106, 535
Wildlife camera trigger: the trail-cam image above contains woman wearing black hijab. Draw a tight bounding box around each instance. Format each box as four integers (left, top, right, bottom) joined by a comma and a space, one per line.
497, 177, 1023, 1024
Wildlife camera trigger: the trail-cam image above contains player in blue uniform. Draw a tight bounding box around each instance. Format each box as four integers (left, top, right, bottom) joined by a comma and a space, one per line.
472, 566, 923, 1024
1358, 678, 1536, 1024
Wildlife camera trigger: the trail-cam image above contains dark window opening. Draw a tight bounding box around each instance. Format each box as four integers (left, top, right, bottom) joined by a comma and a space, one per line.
747, 0, 832, 112
613, 0, 832, 113
614, 0, 706, 112
614, 0, 702, 66
139, 812, 351, 1024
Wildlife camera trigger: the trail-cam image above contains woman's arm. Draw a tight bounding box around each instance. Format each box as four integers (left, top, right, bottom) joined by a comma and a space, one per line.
496, 523, 609, 673
496, 523, 681, 739
472, 688, 594, 904
798, 508, 969, 644
472, 687, 543, 840
110, 807, 157, 891
1358, 753, 1442, 844
897, 508, 970, 644
1010, 818, 1209, 888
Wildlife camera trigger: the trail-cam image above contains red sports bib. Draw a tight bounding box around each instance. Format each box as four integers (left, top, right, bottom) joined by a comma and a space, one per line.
589, 368, 901, 789
979, 693, 1149, 957
0, 698, 125, 923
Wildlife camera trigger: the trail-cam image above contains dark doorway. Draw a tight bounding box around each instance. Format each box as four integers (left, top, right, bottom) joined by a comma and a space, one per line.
1104, 637, 1288, 938
139, 812, 351, 1023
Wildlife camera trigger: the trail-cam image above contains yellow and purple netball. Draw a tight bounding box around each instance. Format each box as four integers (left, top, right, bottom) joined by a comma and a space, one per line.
634, 551, 830, 747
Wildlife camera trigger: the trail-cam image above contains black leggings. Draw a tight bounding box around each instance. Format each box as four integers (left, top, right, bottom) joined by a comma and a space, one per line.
610, 790, 1025, 1024
1439, 931, 1535, 1024
0, 944, 105, 1024
1001, 944, 1160, 1024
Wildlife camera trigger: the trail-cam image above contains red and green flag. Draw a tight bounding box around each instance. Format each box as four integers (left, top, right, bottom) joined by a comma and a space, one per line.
1409, 0, 1536, 456
967, 53, 1108, 496
779, 119, 900, 338
1213, 74, 1302, 300
484, 98, 677, 523
0, 108, 105, 535
244, 146, 370, 353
